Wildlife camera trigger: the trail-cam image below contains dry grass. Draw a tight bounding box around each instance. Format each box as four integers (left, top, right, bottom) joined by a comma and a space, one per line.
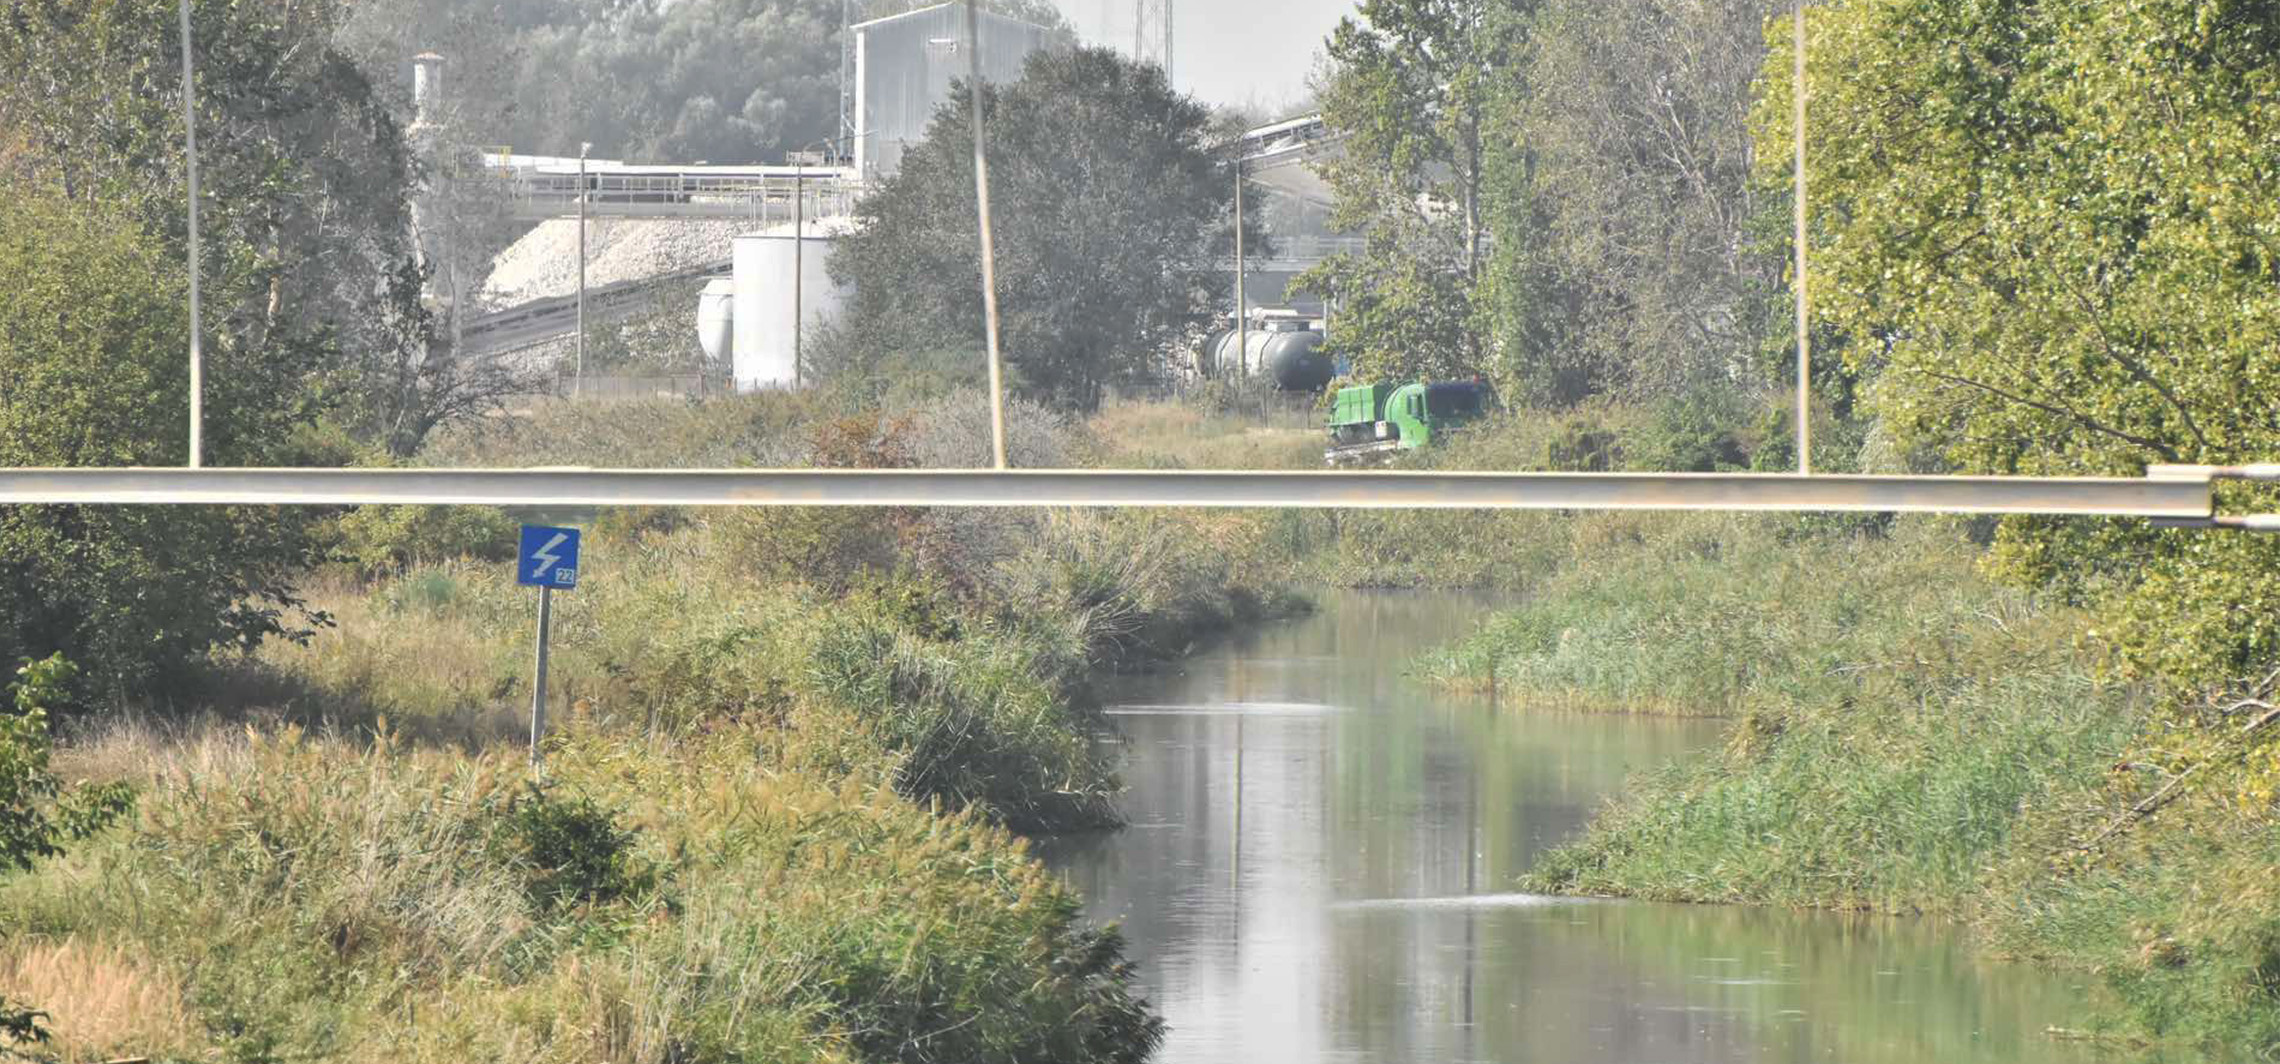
1083, 399, 1323, 470
0, 935, 198, 1062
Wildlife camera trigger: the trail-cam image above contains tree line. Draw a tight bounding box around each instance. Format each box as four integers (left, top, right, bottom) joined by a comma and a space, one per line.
1305, 0, 2280, 686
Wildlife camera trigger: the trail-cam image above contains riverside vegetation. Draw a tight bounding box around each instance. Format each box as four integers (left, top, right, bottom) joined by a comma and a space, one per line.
0, 391, 1302, 1063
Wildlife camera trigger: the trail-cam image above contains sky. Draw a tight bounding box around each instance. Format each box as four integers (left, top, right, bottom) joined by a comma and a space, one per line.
1061, 0, 1359, 113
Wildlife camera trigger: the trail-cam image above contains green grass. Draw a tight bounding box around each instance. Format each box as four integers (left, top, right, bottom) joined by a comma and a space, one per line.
1406, 501, 2280, 1056
7, 728, 1161, 1064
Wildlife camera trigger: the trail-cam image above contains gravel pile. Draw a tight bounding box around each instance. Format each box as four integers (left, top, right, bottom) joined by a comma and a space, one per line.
479, 218, 746, 310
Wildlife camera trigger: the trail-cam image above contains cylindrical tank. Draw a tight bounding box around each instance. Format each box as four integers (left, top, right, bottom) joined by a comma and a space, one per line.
1202, 321, 1332, 391
1193, 328, 1235, 377
696, 278, 735, 363
1262, 328, 1332, 391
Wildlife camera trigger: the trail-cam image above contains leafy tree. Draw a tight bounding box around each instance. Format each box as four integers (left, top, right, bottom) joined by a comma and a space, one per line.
1301, 0, 1524, 385
825, 46, 1245, 411
1494, 0, 1784, 404
0, 655, 135, 1049
1775, 0, 2280, 682
0, 189, 325, 699
0, 0, 514, 457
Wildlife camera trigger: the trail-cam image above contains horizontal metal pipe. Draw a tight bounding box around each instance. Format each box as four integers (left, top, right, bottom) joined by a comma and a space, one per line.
0, 468, 2215, 517
2149, 463, 2280, 483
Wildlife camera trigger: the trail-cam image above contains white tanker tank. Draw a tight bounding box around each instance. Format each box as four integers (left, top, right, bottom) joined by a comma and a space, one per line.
1195, 317, 1335, 392
696, 278, 735, 363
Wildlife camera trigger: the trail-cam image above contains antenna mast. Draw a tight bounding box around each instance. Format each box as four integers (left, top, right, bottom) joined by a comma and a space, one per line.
1133, 0, 1173, 83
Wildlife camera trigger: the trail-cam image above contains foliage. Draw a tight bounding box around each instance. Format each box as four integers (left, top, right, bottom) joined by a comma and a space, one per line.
330, 505, 519, 577
347, 0, 1074, 166
0, 191, 327, 698
0, 656, 134, 1052
0, 0, 512, 457
493, 783, 662, 911
1301, 0, 1520, 384
1489, 0, 1785, 404
1303, 0, 1783, 405
1772, 0, 2280, 683
827, 47, 1243, 411
0, 731, 1161, 1063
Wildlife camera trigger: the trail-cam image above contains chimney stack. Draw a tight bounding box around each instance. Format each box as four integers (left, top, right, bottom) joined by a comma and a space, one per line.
411, 52, 445, 129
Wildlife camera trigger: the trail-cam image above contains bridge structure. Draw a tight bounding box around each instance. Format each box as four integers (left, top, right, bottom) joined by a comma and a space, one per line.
471, 152, 864, 223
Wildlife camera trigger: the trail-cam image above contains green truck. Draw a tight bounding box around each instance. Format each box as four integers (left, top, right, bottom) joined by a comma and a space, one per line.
1325, 380, 1496, 465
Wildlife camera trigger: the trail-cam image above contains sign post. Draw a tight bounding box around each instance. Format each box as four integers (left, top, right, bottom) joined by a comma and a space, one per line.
517, 525, 582, 766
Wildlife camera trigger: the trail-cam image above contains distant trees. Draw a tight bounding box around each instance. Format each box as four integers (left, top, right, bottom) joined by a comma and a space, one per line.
345, 0, 1076, 165
0, 1, 419, 694
824, 47, 1244, 411
0, 0, 527, 458
1303, 0, 1781, 404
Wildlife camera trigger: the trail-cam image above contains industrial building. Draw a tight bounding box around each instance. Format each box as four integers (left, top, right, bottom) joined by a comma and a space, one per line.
723, 2, 1053, 391
852, 4, 1053, 183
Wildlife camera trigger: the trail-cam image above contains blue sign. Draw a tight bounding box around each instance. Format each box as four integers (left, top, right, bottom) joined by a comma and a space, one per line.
517, 526, 582, 589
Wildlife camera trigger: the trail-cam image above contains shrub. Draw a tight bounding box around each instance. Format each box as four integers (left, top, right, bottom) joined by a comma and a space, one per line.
331, 505, 517, 577
492, 783, 661, 911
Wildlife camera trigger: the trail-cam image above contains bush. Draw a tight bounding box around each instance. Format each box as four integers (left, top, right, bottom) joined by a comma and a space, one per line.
331, 505, 517, 578
492, 783, 661, 911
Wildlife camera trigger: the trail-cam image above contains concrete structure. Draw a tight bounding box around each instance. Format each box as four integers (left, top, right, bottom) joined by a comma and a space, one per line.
853, 4, 1051, 181
730, 220, 852, 391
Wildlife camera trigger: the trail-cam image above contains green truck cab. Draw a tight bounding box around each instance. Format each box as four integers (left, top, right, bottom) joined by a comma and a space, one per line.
1325, 380, 1495, 464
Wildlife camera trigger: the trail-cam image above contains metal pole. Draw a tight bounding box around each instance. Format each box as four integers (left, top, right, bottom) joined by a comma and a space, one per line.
576, 143, 589, 400
179, 0, 203, 469
530, 584, 553, 767
1235, 166, 1247, 378
966, 0, 1010, 470
1793, 1, 1811, 476
1164, 0, 1174, 87
793, 158, 805, 390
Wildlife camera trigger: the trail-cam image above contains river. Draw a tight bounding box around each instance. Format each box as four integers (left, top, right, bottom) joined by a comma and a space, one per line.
1046, 590, 2151, 1064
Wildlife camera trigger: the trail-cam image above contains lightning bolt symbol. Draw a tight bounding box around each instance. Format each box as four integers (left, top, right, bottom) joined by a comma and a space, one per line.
529, 532, 569, 581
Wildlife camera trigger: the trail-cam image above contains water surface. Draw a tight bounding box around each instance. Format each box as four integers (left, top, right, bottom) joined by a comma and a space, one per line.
1049, 590, 2168, 1064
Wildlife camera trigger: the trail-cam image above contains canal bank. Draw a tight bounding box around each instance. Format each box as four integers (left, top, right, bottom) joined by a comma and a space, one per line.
1049, 590, 2166, 1064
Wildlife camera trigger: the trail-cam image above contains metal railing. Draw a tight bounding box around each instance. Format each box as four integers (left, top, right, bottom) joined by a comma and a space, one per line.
0, 467, 2251, 520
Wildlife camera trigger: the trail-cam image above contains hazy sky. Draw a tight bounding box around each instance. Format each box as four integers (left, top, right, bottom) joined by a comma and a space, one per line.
1062, 0, 1359, 113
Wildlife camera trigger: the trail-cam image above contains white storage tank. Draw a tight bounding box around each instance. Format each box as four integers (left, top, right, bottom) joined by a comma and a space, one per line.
730, 220, 850, 391
696, 278, 735, 364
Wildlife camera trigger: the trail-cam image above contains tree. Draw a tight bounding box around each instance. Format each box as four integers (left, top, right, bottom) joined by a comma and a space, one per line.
1300, 0, 1524, 384
0, 188, 327, 699
1495, 0, 1784, 404
1777, 0, 2280, 682
0, 0, 516, 457
824, 47, 1244, 411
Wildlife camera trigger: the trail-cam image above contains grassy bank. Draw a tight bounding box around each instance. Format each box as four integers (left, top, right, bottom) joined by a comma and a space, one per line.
3, 391, 1310, 1062
7, 727, 1159, 1063
1416, 506, 2280, 1054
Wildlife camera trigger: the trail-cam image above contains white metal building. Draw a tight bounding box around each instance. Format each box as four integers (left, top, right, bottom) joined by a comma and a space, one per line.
852, 3, 1052, 181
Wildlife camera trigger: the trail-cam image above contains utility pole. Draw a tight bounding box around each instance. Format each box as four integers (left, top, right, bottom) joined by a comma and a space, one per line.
966, 0, 1010, 470
179, 0, 203, 468
1793, 1, 1811, 476
792, 150, 806, 390
1234, 164, 1246, 378
576, 141, 591, 400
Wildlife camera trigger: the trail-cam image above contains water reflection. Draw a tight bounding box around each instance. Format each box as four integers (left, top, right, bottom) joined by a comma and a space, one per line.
1047, 590, 2176, 1064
